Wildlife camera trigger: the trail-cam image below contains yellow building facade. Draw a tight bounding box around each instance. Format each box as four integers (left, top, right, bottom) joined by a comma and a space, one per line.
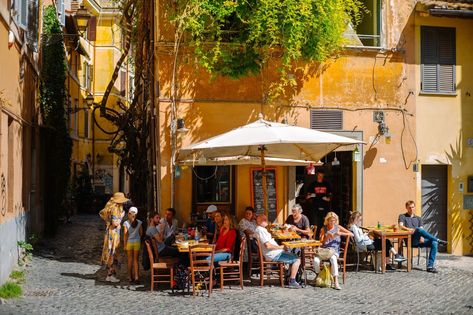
65, 0, 132, 201
414, 1, 473, 255
154, 0, 473, 256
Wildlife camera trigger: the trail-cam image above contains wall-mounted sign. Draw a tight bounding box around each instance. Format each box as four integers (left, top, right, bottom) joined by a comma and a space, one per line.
251, 168, 277, 222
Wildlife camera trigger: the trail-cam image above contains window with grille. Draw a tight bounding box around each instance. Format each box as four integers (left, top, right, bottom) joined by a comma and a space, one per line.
310, 110, 343, 130
421, 26, 456, 93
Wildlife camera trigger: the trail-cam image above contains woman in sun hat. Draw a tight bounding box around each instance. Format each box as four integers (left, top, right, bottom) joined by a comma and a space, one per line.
99, 192, 129, 283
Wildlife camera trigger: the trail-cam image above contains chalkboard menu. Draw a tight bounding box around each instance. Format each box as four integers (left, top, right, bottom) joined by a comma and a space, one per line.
251, 168, 277, 222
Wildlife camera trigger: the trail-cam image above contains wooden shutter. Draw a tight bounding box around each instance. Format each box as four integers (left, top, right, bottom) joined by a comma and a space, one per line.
87, 16, 97, 41
421, 26, 455, 93
310, 110, 343, 130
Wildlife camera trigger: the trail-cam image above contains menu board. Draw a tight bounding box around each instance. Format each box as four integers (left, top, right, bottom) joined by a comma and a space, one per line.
251, 168, 277, 222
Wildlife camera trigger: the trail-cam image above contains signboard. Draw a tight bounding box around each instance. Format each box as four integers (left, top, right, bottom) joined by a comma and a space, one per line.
464, 195, 473, 210
251, 168, 277, 222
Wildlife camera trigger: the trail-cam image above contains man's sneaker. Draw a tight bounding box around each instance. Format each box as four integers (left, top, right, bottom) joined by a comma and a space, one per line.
286, 280, 301, 289
437, 239, 448, 246
386, 264, 396, 271
106, 275, 120, 283
427, 267, 438, 273
393, 254, 406, 262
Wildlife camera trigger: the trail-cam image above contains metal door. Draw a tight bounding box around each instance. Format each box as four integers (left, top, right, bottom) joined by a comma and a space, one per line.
421, 165, 448, 250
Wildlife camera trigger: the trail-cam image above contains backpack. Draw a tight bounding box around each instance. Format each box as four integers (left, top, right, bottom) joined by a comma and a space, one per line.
173, 263, 189, 291
141, 235, 152, 271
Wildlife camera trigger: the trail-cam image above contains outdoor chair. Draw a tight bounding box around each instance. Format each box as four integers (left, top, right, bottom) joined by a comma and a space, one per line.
246, 232, 260, 278
255, 238, 284, 288
144, 239, 177, 291
398, 239, 429, 268
350, 236, 377, 273
218, 235, 246, 291
318, 234, 350, 284
189, 244, 216, 297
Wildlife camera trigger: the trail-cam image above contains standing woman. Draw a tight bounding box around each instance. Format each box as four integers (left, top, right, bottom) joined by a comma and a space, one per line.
99, 192, 128, 283
123, 207, 143, 283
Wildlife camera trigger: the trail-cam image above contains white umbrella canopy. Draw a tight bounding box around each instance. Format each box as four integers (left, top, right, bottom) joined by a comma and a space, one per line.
178, 155, 321, 166
177, 116, 364, 217
178, 117, 364, 163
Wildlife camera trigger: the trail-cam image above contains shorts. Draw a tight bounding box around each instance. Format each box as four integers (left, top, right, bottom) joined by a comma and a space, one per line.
273, 251, 299, 264
126, 241, 141, 251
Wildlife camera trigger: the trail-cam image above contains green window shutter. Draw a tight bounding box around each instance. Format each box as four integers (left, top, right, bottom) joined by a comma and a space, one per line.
421, 26, 455, 93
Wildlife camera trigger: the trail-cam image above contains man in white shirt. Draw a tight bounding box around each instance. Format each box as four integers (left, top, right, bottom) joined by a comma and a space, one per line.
160, 208, 178, 245
238, 206, 257, 237
254, 214, 301, 289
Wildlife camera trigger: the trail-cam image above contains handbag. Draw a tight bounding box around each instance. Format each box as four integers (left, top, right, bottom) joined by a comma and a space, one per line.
315, 264, 331, 288
315, 247, 336, 260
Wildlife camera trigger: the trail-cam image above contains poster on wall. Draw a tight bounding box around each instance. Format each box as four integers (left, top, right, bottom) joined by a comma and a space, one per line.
251, 168, 277, 222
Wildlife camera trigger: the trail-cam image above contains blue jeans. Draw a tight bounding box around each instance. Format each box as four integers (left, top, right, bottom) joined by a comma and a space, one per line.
412, 228, 438, 268
207, 252, 231, 263
273, 251, 299, 264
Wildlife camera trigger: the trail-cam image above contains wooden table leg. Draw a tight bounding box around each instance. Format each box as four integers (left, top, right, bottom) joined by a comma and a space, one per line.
301, 247, 307, 287
381, 235, 386, 273
407, 235, 412, 272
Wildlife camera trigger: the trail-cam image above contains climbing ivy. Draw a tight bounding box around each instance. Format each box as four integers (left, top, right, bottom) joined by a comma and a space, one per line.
40, 5, 72, 235
171, 0, 364, 97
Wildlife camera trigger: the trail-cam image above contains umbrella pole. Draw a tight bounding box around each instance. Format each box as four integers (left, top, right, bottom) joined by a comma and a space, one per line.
260, 146, 268, 217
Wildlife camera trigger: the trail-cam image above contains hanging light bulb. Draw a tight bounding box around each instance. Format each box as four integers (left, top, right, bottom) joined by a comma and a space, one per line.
332, 152, 340, 166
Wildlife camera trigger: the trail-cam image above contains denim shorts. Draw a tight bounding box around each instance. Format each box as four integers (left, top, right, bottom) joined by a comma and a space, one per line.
273, 251, 299, 264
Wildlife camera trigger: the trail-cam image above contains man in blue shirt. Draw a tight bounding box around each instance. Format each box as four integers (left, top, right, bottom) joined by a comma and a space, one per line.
399, 200, 447, 273
204, 204, 217, 240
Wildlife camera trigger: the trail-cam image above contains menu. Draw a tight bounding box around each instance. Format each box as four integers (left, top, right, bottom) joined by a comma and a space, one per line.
251, 168, 277, 221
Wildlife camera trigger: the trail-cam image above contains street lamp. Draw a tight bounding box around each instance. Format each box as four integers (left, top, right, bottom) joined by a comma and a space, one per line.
75, 5, 91, 35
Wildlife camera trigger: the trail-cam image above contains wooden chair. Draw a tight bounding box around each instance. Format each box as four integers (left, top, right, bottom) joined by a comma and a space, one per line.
255, 238, 284, 288
144, 240, 177, 291
189, 244, 216, 297
246, 232, 260, 278
337, 234, 350, 284
218, 235, 246, 291
310, 225, 318, 240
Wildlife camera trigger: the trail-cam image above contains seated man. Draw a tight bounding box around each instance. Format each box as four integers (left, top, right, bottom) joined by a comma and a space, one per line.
254, 214, 301, 289
160, 208, 178, 246
204, 205, 218, 241
238, 206, 257, 237
146, 212, 179, 258
399, 200, 447, 273
285, 204, 311, 238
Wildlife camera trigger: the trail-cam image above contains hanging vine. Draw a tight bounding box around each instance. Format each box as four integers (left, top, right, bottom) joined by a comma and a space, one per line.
40, 5, 72, 235
170, 0, 365, 98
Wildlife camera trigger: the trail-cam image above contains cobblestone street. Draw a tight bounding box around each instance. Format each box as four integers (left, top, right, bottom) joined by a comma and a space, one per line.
1, 214, 472, 315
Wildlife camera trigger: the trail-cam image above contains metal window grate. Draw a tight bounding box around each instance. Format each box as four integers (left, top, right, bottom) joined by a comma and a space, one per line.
310, 110, 343, 130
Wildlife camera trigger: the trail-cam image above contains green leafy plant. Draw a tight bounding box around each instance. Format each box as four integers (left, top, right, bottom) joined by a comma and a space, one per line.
39, 5, 72, 235
17, 241, 33, 266
170, 0, 364, 97
0, 282, 22, 299
9, 270, 25, 282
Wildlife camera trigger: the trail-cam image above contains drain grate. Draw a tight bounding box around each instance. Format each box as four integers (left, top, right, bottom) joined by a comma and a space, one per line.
25, 288, 58, 297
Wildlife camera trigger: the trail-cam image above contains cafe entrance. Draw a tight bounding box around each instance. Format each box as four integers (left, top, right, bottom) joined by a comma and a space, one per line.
296, 150, 355, 226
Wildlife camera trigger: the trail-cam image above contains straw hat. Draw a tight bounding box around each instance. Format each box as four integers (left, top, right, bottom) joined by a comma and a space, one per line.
110, 192, 129, 204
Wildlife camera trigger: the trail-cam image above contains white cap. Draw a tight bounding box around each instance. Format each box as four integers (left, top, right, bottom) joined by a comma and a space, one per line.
129, 207, 138, 214
206, 205, 217, 213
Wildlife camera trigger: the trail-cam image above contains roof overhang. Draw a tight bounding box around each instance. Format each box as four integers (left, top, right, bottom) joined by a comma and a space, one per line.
416, 1, 473, 18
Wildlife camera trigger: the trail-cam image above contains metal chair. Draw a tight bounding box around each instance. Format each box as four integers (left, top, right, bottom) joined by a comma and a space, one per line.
189, 244, 216, 297
255, 238, 284, 287
218, 235, 246, 290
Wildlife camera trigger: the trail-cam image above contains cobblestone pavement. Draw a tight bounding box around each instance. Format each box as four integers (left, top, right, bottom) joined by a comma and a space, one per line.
1, 214, 472, 315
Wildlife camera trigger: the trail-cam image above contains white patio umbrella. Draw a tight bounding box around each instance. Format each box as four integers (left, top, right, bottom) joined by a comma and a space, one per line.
177, 116, 364, 216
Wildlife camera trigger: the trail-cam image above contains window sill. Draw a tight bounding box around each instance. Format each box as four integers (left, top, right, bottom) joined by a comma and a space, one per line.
419, 91, 457, 97
343, 45, 395, 52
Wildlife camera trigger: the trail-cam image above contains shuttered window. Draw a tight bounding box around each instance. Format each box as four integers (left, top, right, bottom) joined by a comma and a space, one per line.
310, 110, 343, 130
421, 26, 456, 93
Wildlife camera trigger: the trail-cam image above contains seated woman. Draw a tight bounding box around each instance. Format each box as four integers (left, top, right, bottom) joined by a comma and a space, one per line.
313, 212, 353, 290
212, 210, 225, 244
212, 212, 237, 263
348, 211, 405, 270
285, 204, 311, 238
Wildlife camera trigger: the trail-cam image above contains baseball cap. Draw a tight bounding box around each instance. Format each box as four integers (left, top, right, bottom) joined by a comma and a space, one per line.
129, 207, 138, 214
206, 205, 217, 213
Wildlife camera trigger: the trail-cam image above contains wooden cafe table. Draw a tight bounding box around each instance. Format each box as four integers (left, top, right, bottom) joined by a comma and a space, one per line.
282, 239, 322, 286
270, 229, 301, 241
174, 239, 209, 253
365, 226, 414, 273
